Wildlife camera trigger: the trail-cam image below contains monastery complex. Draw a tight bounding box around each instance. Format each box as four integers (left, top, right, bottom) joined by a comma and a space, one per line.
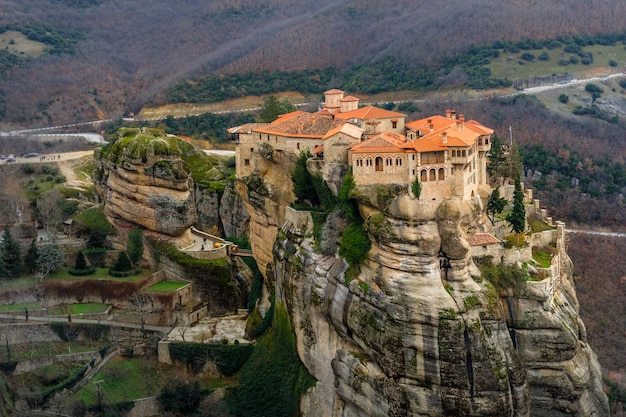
230, 89, 493, 202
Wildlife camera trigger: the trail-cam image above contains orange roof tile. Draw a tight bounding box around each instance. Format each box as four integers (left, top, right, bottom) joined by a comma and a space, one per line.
351, 131, 407, 154
340, 95, 359, 102
314, 145, 324, 154
322, 123, 362, 140
470, 233, 501, 246
324, 89, 344, 94
335, 105, 405, 121
254, 111, 344, 138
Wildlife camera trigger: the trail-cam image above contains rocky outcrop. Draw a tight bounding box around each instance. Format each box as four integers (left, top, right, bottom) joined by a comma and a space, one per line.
93, 128, 197, 237
263, 190, 608, 416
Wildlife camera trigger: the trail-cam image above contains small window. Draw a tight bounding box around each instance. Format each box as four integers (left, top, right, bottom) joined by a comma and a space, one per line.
396, 158, 402, 166
297, 143, 300, 150
244, 159, 250, 166
250, 147, 254, 152
366, 158, 372, 167
412, 155, 415, 161
485, 138, 489, 145
392, 121, 397, 129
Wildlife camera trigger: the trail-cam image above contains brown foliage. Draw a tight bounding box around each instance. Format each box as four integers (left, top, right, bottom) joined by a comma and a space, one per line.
4, 0, 626, 126
569, 233, 626, 374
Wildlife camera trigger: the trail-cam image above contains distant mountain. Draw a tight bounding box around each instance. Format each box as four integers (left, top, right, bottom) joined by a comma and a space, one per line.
2, 0, 626, 127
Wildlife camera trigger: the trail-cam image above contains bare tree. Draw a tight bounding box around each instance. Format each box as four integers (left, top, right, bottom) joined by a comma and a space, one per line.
36, 189, 64, 233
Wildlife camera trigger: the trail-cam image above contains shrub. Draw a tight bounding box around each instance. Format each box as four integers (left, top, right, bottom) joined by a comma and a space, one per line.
609, 60, 618, 67
558, 94, 569, 104
168, 343, 253, 375
159, 380, 203, 414
109, 251, 134, 276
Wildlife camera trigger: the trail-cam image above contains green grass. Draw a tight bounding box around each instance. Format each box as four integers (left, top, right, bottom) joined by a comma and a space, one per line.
532, 248, 553, 268
529, 218, 556, 233
49, 303, 109, 315
146, 281, 188, 292
74, 357, 172, 406
0, 302, 41, 312
489, 43, 626, 79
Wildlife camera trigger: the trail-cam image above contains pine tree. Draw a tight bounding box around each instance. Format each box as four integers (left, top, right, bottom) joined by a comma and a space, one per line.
24, 239, 39, 274
506, 174, 526, 235
1, 228, 23, 278
486, 187, 507, 223
110, 251, 133, 275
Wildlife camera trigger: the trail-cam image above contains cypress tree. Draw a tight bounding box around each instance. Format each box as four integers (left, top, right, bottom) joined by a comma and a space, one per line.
74, 251, 88, 270
506, 175, 526, 235
1, 228, 23, 277
127, 229, 144, 266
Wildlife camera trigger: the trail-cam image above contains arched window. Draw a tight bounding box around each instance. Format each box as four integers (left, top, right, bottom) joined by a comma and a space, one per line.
429, 169, 436, 181
366, 158, 372, 167
396, 158, 402, 166
375, 156, 383, 171
421, 170, 428, 182
355, 158, 363, 167
386, 157, 393, 166
438, 167, 445, 180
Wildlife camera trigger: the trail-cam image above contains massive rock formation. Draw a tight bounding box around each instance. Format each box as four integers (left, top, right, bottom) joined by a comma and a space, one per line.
93, 128, 197, 237
236, 166, 609, 416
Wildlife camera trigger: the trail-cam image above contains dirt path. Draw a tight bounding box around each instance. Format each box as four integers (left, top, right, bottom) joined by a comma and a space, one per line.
55, 151, 94, 188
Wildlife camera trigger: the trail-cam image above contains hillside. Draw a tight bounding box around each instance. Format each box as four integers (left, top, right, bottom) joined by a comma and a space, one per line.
3, 0, 626, 127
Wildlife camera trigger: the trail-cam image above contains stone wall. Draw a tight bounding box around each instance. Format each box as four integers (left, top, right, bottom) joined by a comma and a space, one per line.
13, 351, 101, 375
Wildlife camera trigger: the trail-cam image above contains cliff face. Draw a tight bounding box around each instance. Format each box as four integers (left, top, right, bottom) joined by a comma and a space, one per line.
240, 167, 608, 416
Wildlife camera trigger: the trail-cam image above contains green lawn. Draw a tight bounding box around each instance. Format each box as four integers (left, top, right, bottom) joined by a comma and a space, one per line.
146, 281, 188, 293
532, 248, 553, 268
74, 357, 172, 406
49, 303, 109, 315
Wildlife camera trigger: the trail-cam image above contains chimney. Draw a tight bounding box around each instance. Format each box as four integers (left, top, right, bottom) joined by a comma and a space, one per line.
459, 114, 465, 125
456, 120, 462, 130
442, 132, 447, 143
298, 121, 304, 134
445, 109, 451, 118
450, 110, 457, 119
427, 118, 434, 133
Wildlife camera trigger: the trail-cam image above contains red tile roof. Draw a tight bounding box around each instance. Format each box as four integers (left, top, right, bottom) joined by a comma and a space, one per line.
351, 131, 407, 154
335, 105, 405, 121
254, 111, 344, 138
470, 233, 501, 246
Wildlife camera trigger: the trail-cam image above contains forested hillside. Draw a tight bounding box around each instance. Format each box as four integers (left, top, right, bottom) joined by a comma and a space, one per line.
3, 0, 626, 126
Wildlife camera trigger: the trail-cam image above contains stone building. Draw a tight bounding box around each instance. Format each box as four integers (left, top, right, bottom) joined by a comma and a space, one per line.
230, 89, 493, 202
